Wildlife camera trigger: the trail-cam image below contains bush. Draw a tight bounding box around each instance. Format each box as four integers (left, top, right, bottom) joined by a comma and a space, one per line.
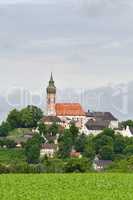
123, 145, 133, 156
43, 159, 65, 173
64, 158, 92, 173
106, 156, 133, 172
25, 134, 42, 164
0, 122, 11, 137
99, 145, 114, 160
0, 139, 16, 148
0, 164, 10, 173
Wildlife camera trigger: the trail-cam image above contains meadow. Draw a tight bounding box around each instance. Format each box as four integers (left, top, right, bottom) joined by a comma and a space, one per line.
0, 149, 26, 164
0, 173, 132, 200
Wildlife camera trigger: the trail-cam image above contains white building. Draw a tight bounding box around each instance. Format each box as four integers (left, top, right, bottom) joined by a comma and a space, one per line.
40, 144, 58, 158
84, 112, 119, 136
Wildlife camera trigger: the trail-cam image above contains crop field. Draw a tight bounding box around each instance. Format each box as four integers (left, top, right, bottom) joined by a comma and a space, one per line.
0, 173, 132, 200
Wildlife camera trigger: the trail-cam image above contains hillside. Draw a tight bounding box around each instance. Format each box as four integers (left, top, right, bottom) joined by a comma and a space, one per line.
0, 149, 26, 164
7, 128, 33, 143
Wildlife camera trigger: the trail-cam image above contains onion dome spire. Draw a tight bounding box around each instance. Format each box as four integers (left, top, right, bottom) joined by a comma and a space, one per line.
47, 73, 56, 94
50, 72, 54, 84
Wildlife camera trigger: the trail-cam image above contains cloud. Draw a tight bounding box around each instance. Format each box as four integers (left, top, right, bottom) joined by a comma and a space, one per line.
0, 0, 132, 104
80, 0, 133, 17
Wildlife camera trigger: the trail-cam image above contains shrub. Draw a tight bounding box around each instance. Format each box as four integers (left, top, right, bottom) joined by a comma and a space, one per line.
64, 158, 92, 173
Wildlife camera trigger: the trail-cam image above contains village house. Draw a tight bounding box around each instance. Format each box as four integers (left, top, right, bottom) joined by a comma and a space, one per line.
70, 149, 82, 158
84, 112, 119, 135
40, 143, 58, 158
93, 156, 112, 171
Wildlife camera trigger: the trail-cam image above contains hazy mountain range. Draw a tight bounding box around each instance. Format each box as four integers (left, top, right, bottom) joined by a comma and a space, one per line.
0, 81, 133, 122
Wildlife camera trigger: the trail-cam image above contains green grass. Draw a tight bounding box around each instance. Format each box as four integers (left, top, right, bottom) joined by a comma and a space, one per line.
0, 173, 132, 200
0, 149, 26, 164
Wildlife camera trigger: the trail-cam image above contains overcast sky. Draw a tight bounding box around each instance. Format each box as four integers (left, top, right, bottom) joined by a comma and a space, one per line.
0, 0, 133, 94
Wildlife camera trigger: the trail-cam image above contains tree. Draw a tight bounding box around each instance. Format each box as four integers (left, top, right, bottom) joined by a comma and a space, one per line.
83, 136, 96, 160
28, 106, 43, 127
20, 106, 43, 128
75, 134, 87, 153
106, 156, 133, 172
25, 134, 42, 163
114, 134, 126, 154
123, 145, 133, 156
94, 134, 113, 154
7, 109, 21, 129
7, 106, 43, 129
48, 123, 59, 136
38, 122, 47, 136
0, 121, 11, 137
84, 145, 95, 160
43, 159, 65, 173
122, 120, 133, 128
102, 128, 115, 138
69, 123, 79, 144
20, 108, 33, 128
64, 158, 91, 173
99, 145, 114, 160
58, 129, 73, 158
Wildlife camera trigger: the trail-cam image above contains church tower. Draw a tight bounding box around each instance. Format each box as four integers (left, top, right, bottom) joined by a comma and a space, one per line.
46, 73, 56, 116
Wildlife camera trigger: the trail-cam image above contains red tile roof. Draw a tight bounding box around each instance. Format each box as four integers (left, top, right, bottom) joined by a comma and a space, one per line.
70, 151, 81, 158
55, 103, 85, 116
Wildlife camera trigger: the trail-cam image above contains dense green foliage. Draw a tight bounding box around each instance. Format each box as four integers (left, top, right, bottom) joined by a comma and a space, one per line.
7, 109, 21, 129
0, 122, 12, 137
1, 106, 133, 173
0, 174, 133, 200
64, 158, 92, 172
20, 106, 43, 128
58, 129, 73, 158
107, 156, 133, 172
38, 122, 47, 136
25, 134, 42, 164
58, 127, 133, 161
48, 122, 60, 136
0, 138, 16, 148
0, 149, 26, 164
122, 120, 133, 128
5, 106, 43, 133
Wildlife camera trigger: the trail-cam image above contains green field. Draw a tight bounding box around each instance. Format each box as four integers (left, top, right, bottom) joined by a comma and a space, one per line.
0, 173, 132, 200
0, 149, 26, 164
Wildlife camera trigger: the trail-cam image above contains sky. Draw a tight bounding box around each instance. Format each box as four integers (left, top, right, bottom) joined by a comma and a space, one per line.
0, 0, 133, 94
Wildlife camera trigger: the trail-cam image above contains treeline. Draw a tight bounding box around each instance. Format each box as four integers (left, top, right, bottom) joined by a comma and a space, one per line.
106, 156, 133, 172
57, 127, 133, 161
1, 105, 133, 173
0, 158, 92, 174
0, 105, 43, 137
24, 125, 133, 167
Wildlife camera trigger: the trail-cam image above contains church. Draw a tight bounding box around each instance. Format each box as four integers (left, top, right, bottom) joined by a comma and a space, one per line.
42, 73, 125, 136
42, 73, 86, 130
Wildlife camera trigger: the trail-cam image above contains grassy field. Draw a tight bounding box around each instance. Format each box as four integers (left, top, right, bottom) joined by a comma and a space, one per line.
0, 173, 132, 200
7, 128, 32, 143
0, 149, 26, 164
